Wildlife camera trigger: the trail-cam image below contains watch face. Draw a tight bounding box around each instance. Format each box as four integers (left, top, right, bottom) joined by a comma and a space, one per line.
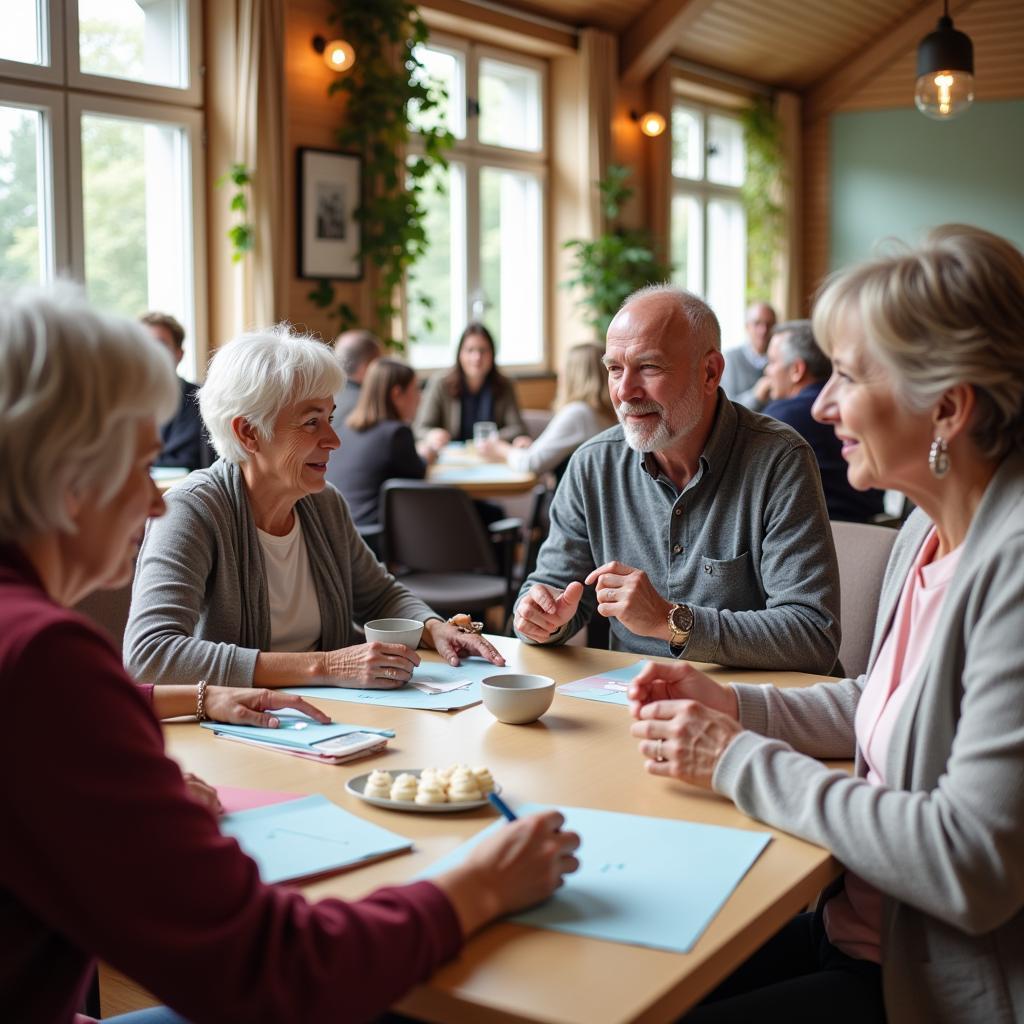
671, 605, 694, 632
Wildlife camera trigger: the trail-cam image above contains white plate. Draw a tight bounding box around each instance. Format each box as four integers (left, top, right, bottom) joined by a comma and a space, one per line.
346, 768, 499, 813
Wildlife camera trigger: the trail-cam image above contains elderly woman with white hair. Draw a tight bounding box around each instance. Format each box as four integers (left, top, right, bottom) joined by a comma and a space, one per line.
0, 285, 579, 1022
124, 324, 503, 690
627, 225, 1024, 1023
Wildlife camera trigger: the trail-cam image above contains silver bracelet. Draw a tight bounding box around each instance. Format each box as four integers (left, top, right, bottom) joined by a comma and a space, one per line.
196, 679, 209, 721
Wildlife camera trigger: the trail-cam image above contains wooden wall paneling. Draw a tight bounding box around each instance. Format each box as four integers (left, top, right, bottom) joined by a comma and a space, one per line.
799, 115, 830, 314
283, 0, 372, 343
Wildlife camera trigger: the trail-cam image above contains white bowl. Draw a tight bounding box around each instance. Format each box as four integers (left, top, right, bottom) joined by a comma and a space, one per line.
364, 618, 424, 649
481, 673, 555, 724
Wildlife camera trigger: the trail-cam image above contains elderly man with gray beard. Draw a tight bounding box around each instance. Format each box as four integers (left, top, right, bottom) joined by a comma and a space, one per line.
513, 285, 841, 673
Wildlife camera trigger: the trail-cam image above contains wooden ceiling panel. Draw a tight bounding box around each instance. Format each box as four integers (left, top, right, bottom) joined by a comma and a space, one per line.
498, 0, 648, 32
672, 0, 924, 87
837, 0, 1024, 110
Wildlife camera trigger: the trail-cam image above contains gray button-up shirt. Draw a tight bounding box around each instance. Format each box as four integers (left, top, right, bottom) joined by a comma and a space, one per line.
516, 393, 841, 673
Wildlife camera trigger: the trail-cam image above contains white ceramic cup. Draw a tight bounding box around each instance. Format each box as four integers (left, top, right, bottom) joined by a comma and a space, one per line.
364, 618, 424, 649
473, 420, 498, 447
481, 673, 555, 724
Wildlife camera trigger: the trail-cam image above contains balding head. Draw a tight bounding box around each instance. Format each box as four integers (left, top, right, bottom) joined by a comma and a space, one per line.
744, 301, 776, 355
333, 329, 382, 383
604, 285, 725, 455
611, 285, 721, 361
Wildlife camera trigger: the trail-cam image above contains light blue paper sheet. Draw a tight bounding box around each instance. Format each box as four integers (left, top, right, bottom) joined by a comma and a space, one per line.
220, 794, 412, 884
422, 803, 771, 953
282, 658, 507, 710
557, 660, 648, 706
200, 713, 391, 751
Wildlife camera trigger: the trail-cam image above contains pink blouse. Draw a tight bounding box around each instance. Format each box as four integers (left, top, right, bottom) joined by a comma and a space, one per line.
824, 527, 962, 962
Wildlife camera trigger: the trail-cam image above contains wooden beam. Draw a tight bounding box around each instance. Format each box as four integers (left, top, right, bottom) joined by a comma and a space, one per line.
420, 0, 577, 58
620, 0, 717, 86
803, 0, 979, 123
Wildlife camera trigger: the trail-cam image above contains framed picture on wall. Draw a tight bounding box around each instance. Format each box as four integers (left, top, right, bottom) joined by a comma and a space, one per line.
297, 148, 362, 280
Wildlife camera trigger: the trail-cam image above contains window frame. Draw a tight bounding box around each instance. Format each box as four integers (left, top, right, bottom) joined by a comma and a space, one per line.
0, 0, 207, 377
406, 33, 549, 373
670, 98, 747, 301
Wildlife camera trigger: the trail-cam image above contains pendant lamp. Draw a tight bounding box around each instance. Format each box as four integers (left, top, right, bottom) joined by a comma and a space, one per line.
915, 1, 974, 120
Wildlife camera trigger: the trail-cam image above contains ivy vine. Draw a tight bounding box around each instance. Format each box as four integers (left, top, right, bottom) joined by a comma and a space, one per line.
216, 163, 254, 263
562, 165, 673, 339
311, 1, 454, 349
741, 98, 785, 303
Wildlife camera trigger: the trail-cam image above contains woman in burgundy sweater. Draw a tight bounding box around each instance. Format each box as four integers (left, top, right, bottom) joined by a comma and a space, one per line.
0, 284, 580, 1024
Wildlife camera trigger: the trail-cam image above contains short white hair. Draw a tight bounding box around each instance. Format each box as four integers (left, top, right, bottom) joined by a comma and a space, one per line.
0, 282, 180, 543
619, 283, 722, 353
199, 324, 345, 464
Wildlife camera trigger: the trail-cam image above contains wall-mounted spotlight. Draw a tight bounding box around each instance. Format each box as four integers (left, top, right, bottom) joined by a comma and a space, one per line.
630, 110, 666, 138
915, 1, 974, 120
312, 35, 356, 73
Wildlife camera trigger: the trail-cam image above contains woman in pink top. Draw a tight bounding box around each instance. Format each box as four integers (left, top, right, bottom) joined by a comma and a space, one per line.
627, 226, 1024, 1023
0, 283, 580, 1024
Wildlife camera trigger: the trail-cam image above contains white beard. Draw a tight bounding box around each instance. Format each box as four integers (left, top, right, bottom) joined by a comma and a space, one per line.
616, 392, 702, 452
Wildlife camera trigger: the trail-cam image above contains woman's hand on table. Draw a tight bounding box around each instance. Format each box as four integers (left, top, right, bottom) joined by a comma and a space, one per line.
422, 619, 505, 668
627, 661, 738, 720
204, 687, 332, 728
183, 772, 224, 815
437, 811, 581, 936
321, 642, 421, 689
425, 427, 451, 450
630, 699, 744, 790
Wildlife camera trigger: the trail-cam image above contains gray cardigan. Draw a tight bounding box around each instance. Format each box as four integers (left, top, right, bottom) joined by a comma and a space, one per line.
124, 460, 436, 687
715, 451, 1024, 1023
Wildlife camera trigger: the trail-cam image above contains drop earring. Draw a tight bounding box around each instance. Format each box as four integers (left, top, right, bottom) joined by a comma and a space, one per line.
928, 435, 950, 478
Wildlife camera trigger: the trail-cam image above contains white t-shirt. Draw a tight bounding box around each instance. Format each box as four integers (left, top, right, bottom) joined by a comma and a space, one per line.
256, 516, 322, 653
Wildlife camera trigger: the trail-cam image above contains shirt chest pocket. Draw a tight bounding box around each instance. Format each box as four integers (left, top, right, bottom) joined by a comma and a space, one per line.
689, 552, 758, 609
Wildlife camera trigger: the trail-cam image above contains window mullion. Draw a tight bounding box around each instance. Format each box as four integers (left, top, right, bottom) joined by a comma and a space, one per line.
464, 155, 482, 323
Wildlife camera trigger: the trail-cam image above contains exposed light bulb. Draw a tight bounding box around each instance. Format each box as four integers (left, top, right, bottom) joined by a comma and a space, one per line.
638, 111, 666, 138
914, 69, 974, 120
323, 38, 355, 73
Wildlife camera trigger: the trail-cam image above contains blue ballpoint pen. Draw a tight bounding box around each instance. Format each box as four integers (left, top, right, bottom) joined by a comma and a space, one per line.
488, 791, 518, 821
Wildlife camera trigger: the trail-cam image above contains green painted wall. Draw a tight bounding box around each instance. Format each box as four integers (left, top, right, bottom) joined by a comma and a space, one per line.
830, 100, 1024, 270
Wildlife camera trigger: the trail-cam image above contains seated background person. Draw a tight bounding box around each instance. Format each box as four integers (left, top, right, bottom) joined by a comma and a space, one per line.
332, 327, 382, 423
720, 301, 775, 411
628, 224, 1024, 1023
327, 357, 440, 526
124, 325, 503, 689
514, 285, 840, 674
0, 282, 580, 1023
762, 319, 884, 523
415, 322, 530, 449
477, 342, 616, 480
140, 311, 211, 471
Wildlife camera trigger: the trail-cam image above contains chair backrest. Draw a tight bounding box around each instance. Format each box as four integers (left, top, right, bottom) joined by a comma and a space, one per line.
830, 520, 899, 678
381, 480, 498, 575
521, 407, 554, 440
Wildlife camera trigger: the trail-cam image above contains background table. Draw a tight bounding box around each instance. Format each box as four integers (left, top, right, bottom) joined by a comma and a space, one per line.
124, 637, 845, 1024
427, 444, 537, 498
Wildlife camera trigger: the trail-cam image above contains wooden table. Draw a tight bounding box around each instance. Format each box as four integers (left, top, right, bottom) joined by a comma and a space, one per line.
427, 444, 537, 498
159, 637, 843, 1024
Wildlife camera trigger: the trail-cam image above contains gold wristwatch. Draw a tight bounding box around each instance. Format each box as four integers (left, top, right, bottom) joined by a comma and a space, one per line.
667, 603, 694, 648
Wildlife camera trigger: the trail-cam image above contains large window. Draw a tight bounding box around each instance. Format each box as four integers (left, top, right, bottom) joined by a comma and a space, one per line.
670, 100, 747, 347
407, 38, 546, 371
0, 0, 206, 378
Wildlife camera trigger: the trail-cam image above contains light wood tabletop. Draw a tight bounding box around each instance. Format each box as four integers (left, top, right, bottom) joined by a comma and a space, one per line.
158, 635, 845, 1024
426, 444, 538, 497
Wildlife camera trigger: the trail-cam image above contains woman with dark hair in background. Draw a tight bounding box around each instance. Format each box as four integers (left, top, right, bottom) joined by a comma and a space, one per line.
327, 357, 440, 526
415, 322, 530, 450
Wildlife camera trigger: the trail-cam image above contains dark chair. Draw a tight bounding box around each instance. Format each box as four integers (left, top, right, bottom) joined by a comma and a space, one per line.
380, 480, 521, 621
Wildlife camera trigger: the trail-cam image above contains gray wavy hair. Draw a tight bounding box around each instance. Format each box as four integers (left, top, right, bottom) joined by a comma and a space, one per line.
0, 282, 180, 543
812, 225, 1024, 461
199, 324, 344, 464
